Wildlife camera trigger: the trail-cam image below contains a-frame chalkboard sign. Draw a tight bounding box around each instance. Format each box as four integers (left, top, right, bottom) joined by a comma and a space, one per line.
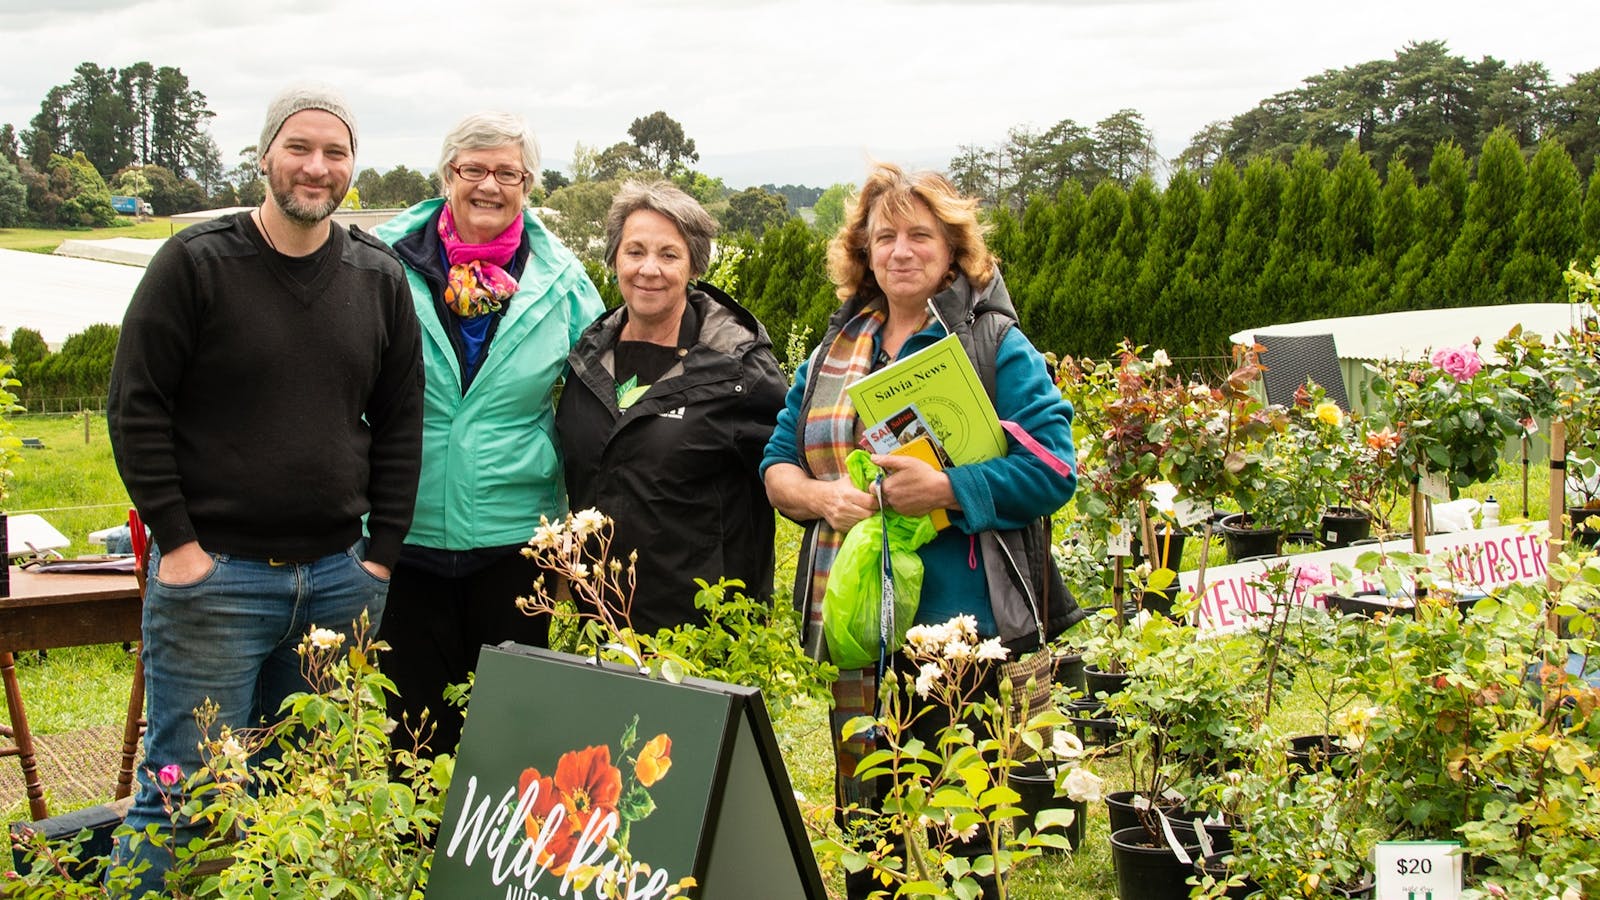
424, 643, 827, 900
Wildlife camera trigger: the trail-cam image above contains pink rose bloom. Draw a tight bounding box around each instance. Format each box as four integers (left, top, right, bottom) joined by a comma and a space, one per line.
1295, 564, 1329, 589
157, 764, 182, 787
1430, 345, 1482, 382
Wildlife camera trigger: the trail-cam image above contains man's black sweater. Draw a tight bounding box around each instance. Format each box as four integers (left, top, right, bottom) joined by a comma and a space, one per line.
108, 212, 424, 567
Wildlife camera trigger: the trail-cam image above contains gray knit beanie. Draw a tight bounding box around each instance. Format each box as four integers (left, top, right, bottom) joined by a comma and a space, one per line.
258, 83, 358, 157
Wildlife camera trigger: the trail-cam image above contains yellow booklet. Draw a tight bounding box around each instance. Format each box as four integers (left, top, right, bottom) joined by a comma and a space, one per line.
888, 434, 952, 530
846, 334, 1005, 465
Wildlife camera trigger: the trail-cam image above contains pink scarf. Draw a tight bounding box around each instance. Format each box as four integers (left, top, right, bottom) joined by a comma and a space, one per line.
437, 204, 521, 317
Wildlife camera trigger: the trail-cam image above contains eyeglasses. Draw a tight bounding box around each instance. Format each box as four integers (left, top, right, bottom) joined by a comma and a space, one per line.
450, 163, 530, 186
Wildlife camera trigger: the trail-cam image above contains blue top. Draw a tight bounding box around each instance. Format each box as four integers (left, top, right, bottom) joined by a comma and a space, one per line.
762, 318, 1077, 636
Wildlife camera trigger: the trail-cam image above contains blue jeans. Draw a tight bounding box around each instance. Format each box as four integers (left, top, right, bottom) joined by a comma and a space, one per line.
111, 540, 388, 897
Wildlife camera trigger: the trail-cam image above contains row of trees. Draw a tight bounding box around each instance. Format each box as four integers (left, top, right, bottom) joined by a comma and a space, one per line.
540, 111, 798, 258
948, 109, 1161, 212
5, 324, 119, 409
0, 62, 260, 225
1180, 41, 1600, 181
15, 62, 221, 184
725, 132, 1600, 363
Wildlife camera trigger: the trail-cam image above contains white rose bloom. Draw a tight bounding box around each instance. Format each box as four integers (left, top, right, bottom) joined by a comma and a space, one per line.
307, 627, 343, 650
915, 662, 943, 697
974, 638, 1009, 662
943, 638, 974, 661
570, 508, 607, 537
1152, 349, 1171, 367
530, 520, 562, 550
569, 562, 590, 580
1050, 730, 1085, 760
951, 615, 979, 640
905, 623, 945, 652
1061, 768, 1105, 803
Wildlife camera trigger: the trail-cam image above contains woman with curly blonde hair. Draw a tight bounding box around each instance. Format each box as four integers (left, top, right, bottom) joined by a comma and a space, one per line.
762, 162, 1080, 899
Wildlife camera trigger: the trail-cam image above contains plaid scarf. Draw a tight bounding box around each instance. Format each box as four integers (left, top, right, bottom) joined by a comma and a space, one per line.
800, 301, 886, 640
800, 301, 886, 820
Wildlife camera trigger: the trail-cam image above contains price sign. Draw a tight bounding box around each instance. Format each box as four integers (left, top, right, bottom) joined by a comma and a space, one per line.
1107, 521, 1133, 557
1373, 841, 1462, 900
1173, 498, 1211, 529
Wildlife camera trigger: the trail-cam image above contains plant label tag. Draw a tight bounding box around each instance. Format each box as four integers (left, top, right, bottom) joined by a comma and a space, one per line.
1173, 498, 1210, 529
1373, 841, 1462, 900
1418, 470, 1450, 501
1107, 522, 1132, 557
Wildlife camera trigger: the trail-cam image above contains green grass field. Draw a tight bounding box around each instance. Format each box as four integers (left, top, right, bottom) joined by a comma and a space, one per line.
0, 217, 185, 254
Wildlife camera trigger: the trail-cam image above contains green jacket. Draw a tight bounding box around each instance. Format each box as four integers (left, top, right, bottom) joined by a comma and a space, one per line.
375, 199, 604, 550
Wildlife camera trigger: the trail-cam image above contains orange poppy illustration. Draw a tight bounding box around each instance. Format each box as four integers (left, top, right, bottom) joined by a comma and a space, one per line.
517, 722, 675, 878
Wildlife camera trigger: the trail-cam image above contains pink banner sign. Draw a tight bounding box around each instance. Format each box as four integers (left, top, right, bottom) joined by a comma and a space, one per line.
1178, 524, 1552, 634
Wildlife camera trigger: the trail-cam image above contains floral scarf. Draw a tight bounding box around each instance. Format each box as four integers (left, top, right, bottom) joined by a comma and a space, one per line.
437, 203, 521, 318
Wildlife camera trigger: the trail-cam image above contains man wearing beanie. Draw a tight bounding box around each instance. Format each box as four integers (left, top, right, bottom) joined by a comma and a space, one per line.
107, 83, 423, 893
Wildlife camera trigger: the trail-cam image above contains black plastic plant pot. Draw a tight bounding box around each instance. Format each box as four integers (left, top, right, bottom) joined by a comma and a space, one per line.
1217, 513, 1282, 562
1084, 664, 1133, 699
1328, 590, 1414, 619
1063, 697, 1119, 747
1109, 826, 1203, 900
1319, 507, 1373, 548
1286, 733, 1355, 778
1193, 853, 1258, 900
1007, 759, 1085, 852
1052, 648, 1087, 694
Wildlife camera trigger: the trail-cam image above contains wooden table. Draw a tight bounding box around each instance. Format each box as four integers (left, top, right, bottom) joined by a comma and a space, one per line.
0, 567, 143, 820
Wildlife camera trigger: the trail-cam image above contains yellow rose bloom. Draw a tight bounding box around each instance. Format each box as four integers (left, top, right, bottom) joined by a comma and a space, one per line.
1315, 402, 1344, 427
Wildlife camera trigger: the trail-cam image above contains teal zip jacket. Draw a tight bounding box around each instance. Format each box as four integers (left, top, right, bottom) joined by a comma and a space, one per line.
375, 199, 604, 550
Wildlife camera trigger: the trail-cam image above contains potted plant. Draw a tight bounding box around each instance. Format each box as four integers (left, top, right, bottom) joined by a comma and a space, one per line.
1496, 269, 1600, 544
1365, 339, 1525, 498
1160, 343, 1278, 586
1057, 343, 1186, 659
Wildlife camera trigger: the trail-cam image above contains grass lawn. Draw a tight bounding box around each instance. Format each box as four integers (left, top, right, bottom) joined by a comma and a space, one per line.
0, 217, 186, 254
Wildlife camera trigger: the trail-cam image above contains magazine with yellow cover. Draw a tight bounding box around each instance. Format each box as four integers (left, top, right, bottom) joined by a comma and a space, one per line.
846, 334, 1006, 465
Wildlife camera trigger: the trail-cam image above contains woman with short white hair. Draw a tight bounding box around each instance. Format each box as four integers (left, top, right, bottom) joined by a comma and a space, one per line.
374, 111, 603, 756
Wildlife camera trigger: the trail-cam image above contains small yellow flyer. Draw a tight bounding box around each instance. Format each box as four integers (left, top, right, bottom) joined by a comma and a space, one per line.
846, 334, 1006, 465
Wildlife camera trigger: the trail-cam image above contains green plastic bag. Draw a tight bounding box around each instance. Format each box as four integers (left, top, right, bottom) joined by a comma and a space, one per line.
823, 451, 938, 669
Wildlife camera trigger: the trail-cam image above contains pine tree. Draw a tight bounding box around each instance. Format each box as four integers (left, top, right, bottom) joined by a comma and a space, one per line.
1500, 139, 1582, 302
1439, 129, 1528, 306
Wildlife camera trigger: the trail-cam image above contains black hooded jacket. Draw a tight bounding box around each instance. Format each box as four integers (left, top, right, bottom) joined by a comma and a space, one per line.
556, 283, 788, 633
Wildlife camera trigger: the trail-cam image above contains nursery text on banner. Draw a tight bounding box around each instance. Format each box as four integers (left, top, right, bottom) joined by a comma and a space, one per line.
1179, 524, 1551, 635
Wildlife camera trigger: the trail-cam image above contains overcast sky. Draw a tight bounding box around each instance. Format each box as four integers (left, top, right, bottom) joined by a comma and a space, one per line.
0, 0, 1592, 189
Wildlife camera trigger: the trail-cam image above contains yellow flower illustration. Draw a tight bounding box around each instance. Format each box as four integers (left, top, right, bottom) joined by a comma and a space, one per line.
636, 733, 673, 787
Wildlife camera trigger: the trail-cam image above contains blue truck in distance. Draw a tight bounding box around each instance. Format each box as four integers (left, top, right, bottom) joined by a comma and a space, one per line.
110, 195, 153, 216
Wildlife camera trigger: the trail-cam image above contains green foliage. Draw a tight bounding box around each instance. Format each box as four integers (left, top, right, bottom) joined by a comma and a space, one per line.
12, 322, 120, 410
809, 182, 853, 236
543, 179, 621, 263
5, 619, 450, 898
192, 620, 449, 898
352, 165, 435, 211
627, 111, 698, 175
720, 186, 789, 238
812, 619, 1091, 898
0, 153, 28, 227
1364, 341, 1526, 493
642, 579, 837, 716
40, 152, 116, 228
